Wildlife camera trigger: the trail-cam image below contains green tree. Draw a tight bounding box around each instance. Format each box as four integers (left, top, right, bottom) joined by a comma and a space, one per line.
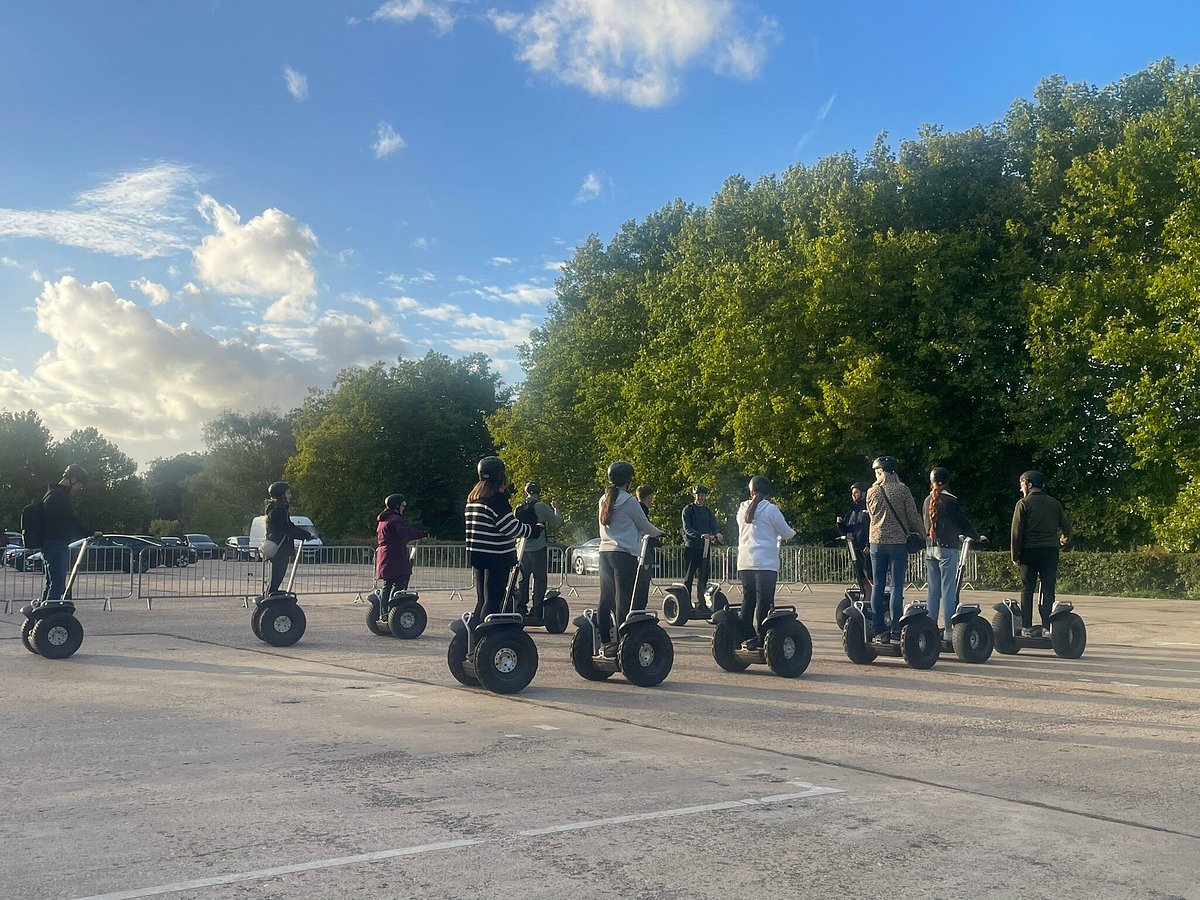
54, 427, 153, 533
0, 410, 58, 530
144, 453, 205, 525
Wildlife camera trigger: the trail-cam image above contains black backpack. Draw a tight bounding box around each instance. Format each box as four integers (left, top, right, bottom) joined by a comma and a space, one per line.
21, 496, 46, 551
514, 499, 540, 527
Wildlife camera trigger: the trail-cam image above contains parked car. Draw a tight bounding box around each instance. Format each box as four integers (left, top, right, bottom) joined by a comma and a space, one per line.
3, 532, 28, 569
106, 535, 163, 570
248, 515, 324, 562
183, 533, 222, 559
153, 536, 197, 566
569, 538, 602, 575
224, 535, 260, 562
10, 547, 40, 571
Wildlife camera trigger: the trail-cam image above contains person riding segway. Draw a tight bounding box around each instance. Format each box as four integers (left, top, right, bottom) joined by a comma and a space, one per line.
367, 493, 429, 639
834, 481, 872, 626
711, 476, 812, 678
512, 481, 570, 634
20, 537, 91, 660
252, 481, 313, 646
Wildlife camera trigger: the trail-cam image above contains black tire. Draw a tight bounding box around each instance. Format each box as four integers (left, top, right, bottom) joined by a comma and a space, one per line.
711, 619, 752, 672
475, 629, 539, 694
765, 619, 812, 678
366, 595, 389, 636
1051, 612, 1087, 659
709, 591, 728, 618
900, 618, 940, 670
259, 603, 306, 647
842, 618, 877, 665
543, 595, 569, 634
991, 611, 1020, 655
447, 630, 479, 686
251, 606, 265, 640
662, 592, 689, 626
21, 617, 38, 654
835, 595, 852, 630
31, 615, 84, 659
953, 616, 994, 663
619, 625, 674, 687
388, 601, 427, 639
570, 628, 614, 681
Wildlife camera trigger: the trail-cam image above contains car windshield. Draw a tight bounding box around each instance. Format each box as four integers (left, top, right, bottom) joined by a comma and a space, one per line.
187, 534, 214, 543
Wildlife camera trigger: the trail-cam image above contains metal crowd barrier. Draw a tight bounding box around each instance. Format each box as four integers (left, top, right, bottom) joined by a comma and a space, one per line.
2, 546, 137, 613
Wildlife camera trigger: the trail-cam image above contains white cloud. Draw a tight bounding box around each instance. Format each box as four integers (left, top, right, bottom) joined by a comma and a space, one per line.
0, 162, 199, 259
489, 0, 779, 108
283, 66, 309, 101
258, 297, 407, 368
475, 282, 557, 305
576, 171, 604, 203
794, 93, 836, 154
371, 0, 459, 34
411, 236, 434, 250
373, 122, 408, 159
1, 256, 19, 267
488, 256, 516, 266
131, 277, 170, 306
544, 259, 566, 271
192, 195, 319, 323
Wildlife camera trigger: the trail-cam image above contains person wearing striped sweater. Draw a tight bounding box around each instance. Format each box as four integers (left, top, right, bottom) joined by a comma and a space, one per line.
465, 456, 541, 623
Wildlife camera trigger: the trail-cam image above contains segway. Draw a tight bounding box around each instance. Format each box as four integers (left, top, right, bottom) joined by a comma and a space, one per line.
571, 534, 674, 687
841, 597, 940, 669
937, 535, 994, 663
711, 599, 813, 678
252, 544, 307, 647
662, 534, 728, 626
834, 534, 874, 630
511, 552, 570, 634
991, 590, 1087, 659
366, 547, 428, 639
20, 539, 88, 659
446, 539, 539, 694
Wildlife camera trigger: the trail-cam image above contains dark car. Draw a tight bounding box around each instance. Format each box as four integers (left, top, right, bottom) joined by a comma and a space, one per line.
149, 535, 197, 566
184, 533, 222, 559
569, 538, 602, 575
106, 535, 163, 571
224, 535, 260, 562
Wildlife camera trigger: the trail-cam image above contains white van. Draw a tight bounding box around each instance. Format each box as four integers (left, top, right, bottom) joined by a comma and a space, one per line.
249, 515, 323, 561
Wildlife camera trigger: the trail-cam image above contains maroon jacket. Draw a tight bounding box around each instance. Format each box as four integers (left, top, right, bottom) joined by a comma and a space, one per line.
375, 509, 428, 580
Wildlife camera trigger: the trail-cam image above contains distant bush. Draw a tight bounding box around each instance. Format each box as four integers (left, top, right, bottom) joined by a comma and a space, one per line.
974, 551, 1200, 599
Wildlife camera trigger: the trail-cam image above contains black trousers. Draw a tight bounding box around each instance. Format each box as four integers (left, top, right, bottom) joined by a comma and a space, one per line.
598, 551, 638, 642
267, 551, 291, 594
682, 545, 710, 599
472, 563, 510, 622
380, 572, 412, 608
517, 547, 548, 610
1018, 546, 1059, 628
739, 569, 778, 632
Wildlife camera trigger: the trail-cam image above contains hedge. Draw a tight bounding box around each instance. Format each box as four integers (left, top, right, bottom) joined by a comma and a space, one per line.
974, 551, 1200, 599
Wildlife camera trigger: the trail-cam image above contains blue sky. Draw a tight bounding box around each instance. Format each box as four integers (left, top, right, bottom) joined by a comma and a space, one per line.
1, 0, 1196, 465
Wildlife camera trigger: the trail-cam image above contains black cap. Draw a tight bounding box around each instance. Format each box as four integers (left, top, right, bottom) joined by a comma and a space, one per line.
1020, 470, 1045, 487
525, 482, 540, 495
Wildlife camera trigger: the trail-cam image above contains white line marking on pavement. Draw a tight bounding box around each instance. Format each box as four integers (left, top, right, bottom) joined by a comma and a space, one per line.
533, 725, 559, 731
73, 839, 485, 900
505, 733, 522, 737
1109, 681, 1141, 687
1155, 642, 1200, 647
368, 690, 416, 699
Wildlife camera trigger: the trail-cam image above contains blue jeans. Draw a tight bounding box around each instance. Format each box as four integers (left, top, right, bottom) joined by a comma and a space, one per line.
925, 545, 960, 632
870, 542, 908, 634
41, 539, 71, 604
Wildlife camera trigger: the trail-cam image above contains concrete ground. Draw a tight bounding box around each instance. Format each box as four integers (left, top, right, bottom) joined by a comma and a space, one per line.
1, 583, 1197, 900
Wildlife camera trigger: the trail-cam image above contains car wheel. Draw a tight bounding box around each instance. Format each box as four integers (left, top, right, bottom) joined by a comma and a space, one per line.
573, 554, 586, 576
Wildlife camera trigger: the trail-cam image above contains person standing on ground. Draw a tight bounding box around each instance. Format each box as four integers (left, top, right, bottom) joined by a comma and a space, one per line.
515, 482, 563, 615
736, 475, 797, 651
635, 484, 655, 519
598, 461, 663, 656
1011, 470, 1072, 638
866, 456, 924, 643
923, 468, 983, 642
264, 481, 313, 595
376, 493, 428, 608
465, 457, 541, 622
40, 464, 102, 606
681, 485, 721, 604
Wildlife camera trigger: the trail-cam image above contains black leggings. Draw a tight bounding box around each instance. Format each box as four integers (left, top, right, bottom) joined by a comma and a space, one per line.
267, 551, 292, 595
739, 569, 778, 632
381, 573, 412, 608
472, 563, 511, 622
1018, 546, 1059, 628
598, 551, 638, 642
683, 545, 711, 599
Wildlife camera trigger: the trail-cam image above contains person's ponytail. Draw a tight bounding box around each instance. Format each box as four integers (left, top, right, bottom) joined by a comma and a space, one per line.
599, 486, 621, 525
928, 481, 942, 540
745, 496, 763, 523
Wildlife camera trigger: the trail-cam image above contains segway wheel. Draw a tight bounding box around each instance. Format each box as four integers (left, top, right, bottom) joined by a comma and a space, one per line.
620, 625, 674, 687
842, 620, 878, 665
991, 611, 1020, 655
366, 594, 389, 636
570, 628, 614, 681
21, 617, 38, 654
953, 616, 994, 664
250, 606, 265, 641
900, 618, 939, 670
835, 594, 852, 630
711, 619, 751, 672
447, 630, 479, 686
31, 615, 84, 660
765, 619, 812, 678
260, 603, 306, 647
1050, 612, 1087, 659
709, 590, 728, 619
388, 601, 427, 640
662, 592, 689, 627
543, 595, 570, 634
475, 629, 539, 694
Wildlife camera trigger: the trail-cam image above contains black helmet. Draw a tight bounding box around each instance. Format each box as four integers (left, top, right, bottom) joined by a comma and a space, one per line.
607, 461, 634, 486
477, 456, 506, 482
385, 493, 406, 510
268, 481, 290, 499
929, 467, 950, 485
748, 475, 771, 495
1020, 470, 1045, 487
62, 464, 89, 484
525, 482, 541, 496
871, 456, 897, 473
851, 482, 869, 493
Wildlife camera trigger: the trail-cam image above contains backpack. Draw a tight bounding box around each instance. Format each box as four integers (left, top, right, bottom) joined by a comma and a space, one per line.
514, 499, 540, 527
21, 497, 46, 551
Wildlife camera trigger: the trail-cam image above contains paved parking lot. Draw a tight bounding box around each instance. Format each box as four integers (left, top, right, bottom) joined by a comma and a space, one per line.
2, 584, 1197, 899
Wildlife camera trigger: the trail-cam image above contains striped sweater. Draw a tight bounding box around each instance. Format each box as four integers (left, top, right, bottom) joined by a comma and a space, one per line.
465, 492, 534, 568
